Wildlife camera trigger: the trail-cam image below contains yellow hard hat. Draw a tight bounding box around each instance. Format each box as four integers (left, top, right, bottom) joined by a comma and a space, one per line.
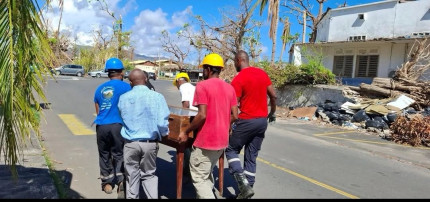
199, 53, 224, 68
173, 72, 190, 86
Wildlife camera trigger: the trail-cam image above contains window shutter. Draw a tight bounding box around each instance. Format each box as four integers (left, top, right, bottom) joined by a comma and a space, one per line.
356, 55, 379, 77
344, 56, 353, 78
368, 55, 379, 77
333, 56, 353, 78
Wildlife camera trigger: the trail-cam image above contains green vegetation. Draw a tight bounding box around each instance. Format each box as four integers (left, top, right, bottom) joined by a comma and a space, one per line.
39, 139, 68, 199
0, 0, 55, 177
259, 46, 335, 88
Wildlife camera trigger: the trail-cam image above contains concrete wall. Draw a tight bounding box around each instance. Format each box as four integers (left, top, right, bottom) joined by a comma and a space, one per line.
292, 40, 415, 78
316, 0, 430, 42
276, 84, 352, 108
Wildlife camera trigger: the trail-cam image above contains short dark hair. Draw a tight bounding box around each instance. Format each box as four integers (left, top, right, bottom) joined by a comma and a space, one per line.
203, 65, 221, 74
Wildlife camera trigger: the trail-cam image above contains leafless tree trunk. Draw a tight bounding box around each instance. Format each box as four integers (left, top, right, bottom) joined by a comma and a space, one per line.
282, 0, 330, 43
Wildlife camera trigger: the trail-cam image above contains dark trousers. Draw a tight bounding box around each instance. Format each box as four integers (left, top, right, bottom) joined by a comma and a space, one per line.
96, 123, 125, 190
225, 118, 267, 186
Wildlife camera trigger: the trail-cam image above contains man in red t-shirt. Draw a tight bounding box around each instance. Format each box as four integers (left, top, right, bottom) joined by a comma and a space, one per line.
178, 53, 238, 199
225, 50, 277, 199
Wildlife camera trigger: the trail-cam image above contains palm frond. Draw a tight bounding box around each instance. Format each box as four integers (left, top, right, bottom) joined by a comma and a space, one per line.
0, 0, 55, 177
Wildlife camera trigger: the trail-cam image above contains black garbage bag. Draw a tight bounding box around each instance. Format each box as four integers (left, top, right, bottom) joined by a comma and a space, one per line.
365, 116, 389, 129
404, 107, 417, 114
323, 102, 338, 112
352, 110, 371, 122
386, 113, 397, 123
331, 119, 344, 126
317, 106, 325, 113
339, 114, 353, 121
326, 111, 340, 121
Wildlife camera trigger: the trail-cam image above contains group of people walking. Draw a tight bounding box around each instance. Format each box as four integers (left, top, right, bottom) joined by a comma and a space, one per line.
92, 50, 277, 199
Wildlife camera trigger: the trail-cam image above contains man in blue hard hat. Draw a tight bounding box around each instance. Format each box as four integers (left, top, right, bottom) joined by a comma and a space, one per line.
93, 57, 131, 198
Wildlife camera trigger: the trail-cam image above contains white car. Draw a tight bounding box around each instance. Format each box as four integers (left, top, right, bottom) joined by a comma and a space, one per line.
88, 69, 108, 78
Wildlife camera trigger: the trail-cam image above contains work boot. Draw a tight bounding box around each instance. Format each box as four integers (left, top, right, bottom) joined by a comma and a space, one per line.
103, 184, 113, 194
117, 181, 125, 199
233, 173, 254, 199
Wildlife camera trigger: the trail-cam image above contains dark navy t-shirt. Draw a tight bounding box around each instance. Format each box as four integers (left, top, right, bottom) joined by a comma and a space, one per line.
94, 79, 131, 125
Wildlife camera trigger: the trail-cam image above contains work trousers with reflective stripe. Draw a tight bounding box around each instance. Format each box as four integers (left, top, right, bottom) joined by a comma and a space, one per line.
124, 141, 159, 199
96, 123, 125, 190
225, 118, 267, 186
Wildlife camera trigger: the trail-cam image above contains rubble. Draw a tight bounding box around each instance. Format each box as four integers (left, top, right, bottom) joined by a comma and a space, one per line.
282, 96, 430, 147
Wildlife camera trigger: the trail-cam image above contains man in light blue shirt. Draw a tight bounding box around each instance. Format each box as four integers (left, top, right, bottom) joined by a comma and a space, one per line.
118, 69, 169, 199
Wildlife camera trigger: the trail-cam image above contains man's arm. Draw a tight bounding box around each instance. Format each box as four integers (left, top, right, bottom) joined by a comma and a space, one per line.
95, 103, 99, 115
178, 104, 207, 143
267, 85, 277, 122
231, 105, 238, 124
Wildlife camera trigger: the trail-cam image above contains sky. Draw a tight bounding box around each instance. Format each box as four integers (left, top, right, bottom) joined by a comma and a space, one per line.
42, 0, 382, 65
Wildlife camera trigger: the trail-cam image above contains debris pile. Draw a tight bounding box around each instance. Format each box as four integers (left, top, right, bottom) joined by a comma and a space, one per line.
346, 38, 430, 110
288, 95, 430, 147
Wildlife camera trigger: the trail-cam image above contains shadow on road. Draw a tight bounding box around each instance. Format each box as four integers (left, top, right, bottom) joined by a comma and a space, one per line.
0, 165, 64, 199
54, 169, 84, 199
156, 150, 238, 199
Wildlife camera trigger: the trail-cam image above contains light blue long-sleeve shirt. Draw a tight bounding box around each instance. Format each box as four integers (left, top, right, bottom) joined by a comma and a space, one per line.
118, 85, 170, 141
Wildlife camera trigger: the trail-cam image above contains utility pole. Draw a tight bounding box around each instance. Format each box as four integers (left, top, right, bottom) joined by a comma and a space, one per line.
302, 11, 306, 43
158, 48, 161, 77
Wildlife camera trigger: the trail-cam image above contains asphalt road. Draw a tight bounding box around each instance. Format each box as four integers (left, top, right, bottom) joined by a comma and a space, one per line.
40, 75, 430, 199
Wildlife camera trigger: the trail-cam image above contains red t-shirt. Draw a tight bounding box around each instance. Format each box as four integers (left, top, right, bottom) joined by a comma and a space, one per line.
192, 78, 237, 150
231, 67, 272, 119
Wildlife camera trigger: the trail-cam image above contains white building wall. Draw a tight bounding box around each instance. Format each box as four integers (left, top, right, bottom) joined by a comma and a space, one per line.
327, 1, 397, 42
317, 0, 430, 42
394, 1, 430, 38
294, 40, 415, 78
135, 65, 156, 73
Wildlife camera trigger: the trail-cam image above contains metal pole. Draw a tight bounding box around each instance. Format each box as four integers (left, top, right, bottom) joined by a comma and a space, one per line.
302, 11, 306, 43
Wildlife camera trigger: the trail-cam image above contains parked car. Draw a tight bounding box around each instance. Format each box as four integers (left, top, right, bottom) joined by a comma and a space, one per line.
124, 70, 130, 79
148, 72, 156, 80
52, 64, 85, 77
88, 69, 108, 78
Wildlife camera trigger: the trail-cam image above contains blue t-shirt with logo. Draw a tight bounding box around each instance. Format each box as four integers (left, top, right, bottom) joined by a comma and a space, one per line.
94, 79, 131, 125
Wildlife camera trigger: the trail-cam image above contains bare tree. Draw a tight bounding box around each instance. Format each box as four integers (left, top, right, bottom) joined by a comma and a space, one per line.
282, 0, 331, 43
183, 0, 260, 63
160, 30, 191, 69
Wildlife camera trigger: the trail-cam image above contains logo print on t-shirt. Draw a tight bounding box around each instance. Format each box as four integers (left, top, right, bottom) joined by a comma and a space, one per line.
100, 86, 114, 110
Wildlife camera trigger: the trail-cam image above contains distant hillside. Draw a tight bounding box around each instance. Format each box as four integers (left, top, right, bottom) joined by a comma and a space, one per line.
133, 53, 168, 61
74, 45, 167, 61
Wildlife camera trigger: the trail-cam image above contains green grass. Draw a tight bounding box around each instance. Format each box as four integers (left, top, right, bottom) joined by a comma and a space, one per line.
38, 136, 68, 199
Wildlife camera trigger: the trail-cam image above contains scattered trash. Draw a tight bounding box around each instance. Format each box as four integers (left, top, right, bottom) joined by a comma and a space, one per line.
352, 109, 371, 123
386, 94, 415, 111
289, 107, 318, 120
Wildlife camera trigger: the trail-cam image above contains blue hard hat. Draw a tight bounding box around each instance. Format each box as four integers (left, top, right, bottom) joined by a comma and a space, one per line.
105, 57, 124, 72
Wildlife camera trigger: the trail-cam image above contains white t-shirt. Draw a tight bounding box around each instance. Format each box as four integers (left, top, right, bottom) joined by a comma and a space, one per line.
179, 82, 198, 111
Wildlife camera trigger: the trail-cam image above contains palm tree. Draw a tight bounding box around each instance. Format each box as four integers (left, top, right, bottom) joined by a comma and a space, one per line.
279, 17, 290, 63
259, 0, 280, 66
0, 0, 55, 177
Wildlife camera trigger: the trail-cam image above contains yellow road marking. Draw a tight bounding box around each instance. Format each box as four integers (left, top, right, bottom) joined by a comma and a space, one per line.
314, 131, 356, 136
238, 151, 359, 198
257, 156, 359, 199
58, 114, 95, 135
314, 131, 430, 150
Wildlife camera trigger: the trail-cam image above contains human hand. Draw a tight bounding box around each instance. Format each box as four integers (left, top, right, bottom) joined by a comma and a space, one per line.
178, 131, 188, 144
267, 112, 276, 124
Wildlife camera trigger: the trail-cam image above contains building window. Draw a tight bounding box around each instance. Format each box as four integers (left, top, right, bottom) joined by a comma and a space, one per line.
356, 55, 379, 78
333, 55, 353, 78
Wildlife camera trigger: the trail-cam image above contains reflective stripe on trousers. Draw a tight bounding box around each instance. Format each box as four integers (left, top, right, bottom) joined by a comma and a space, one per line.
225, 118, 267, 186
